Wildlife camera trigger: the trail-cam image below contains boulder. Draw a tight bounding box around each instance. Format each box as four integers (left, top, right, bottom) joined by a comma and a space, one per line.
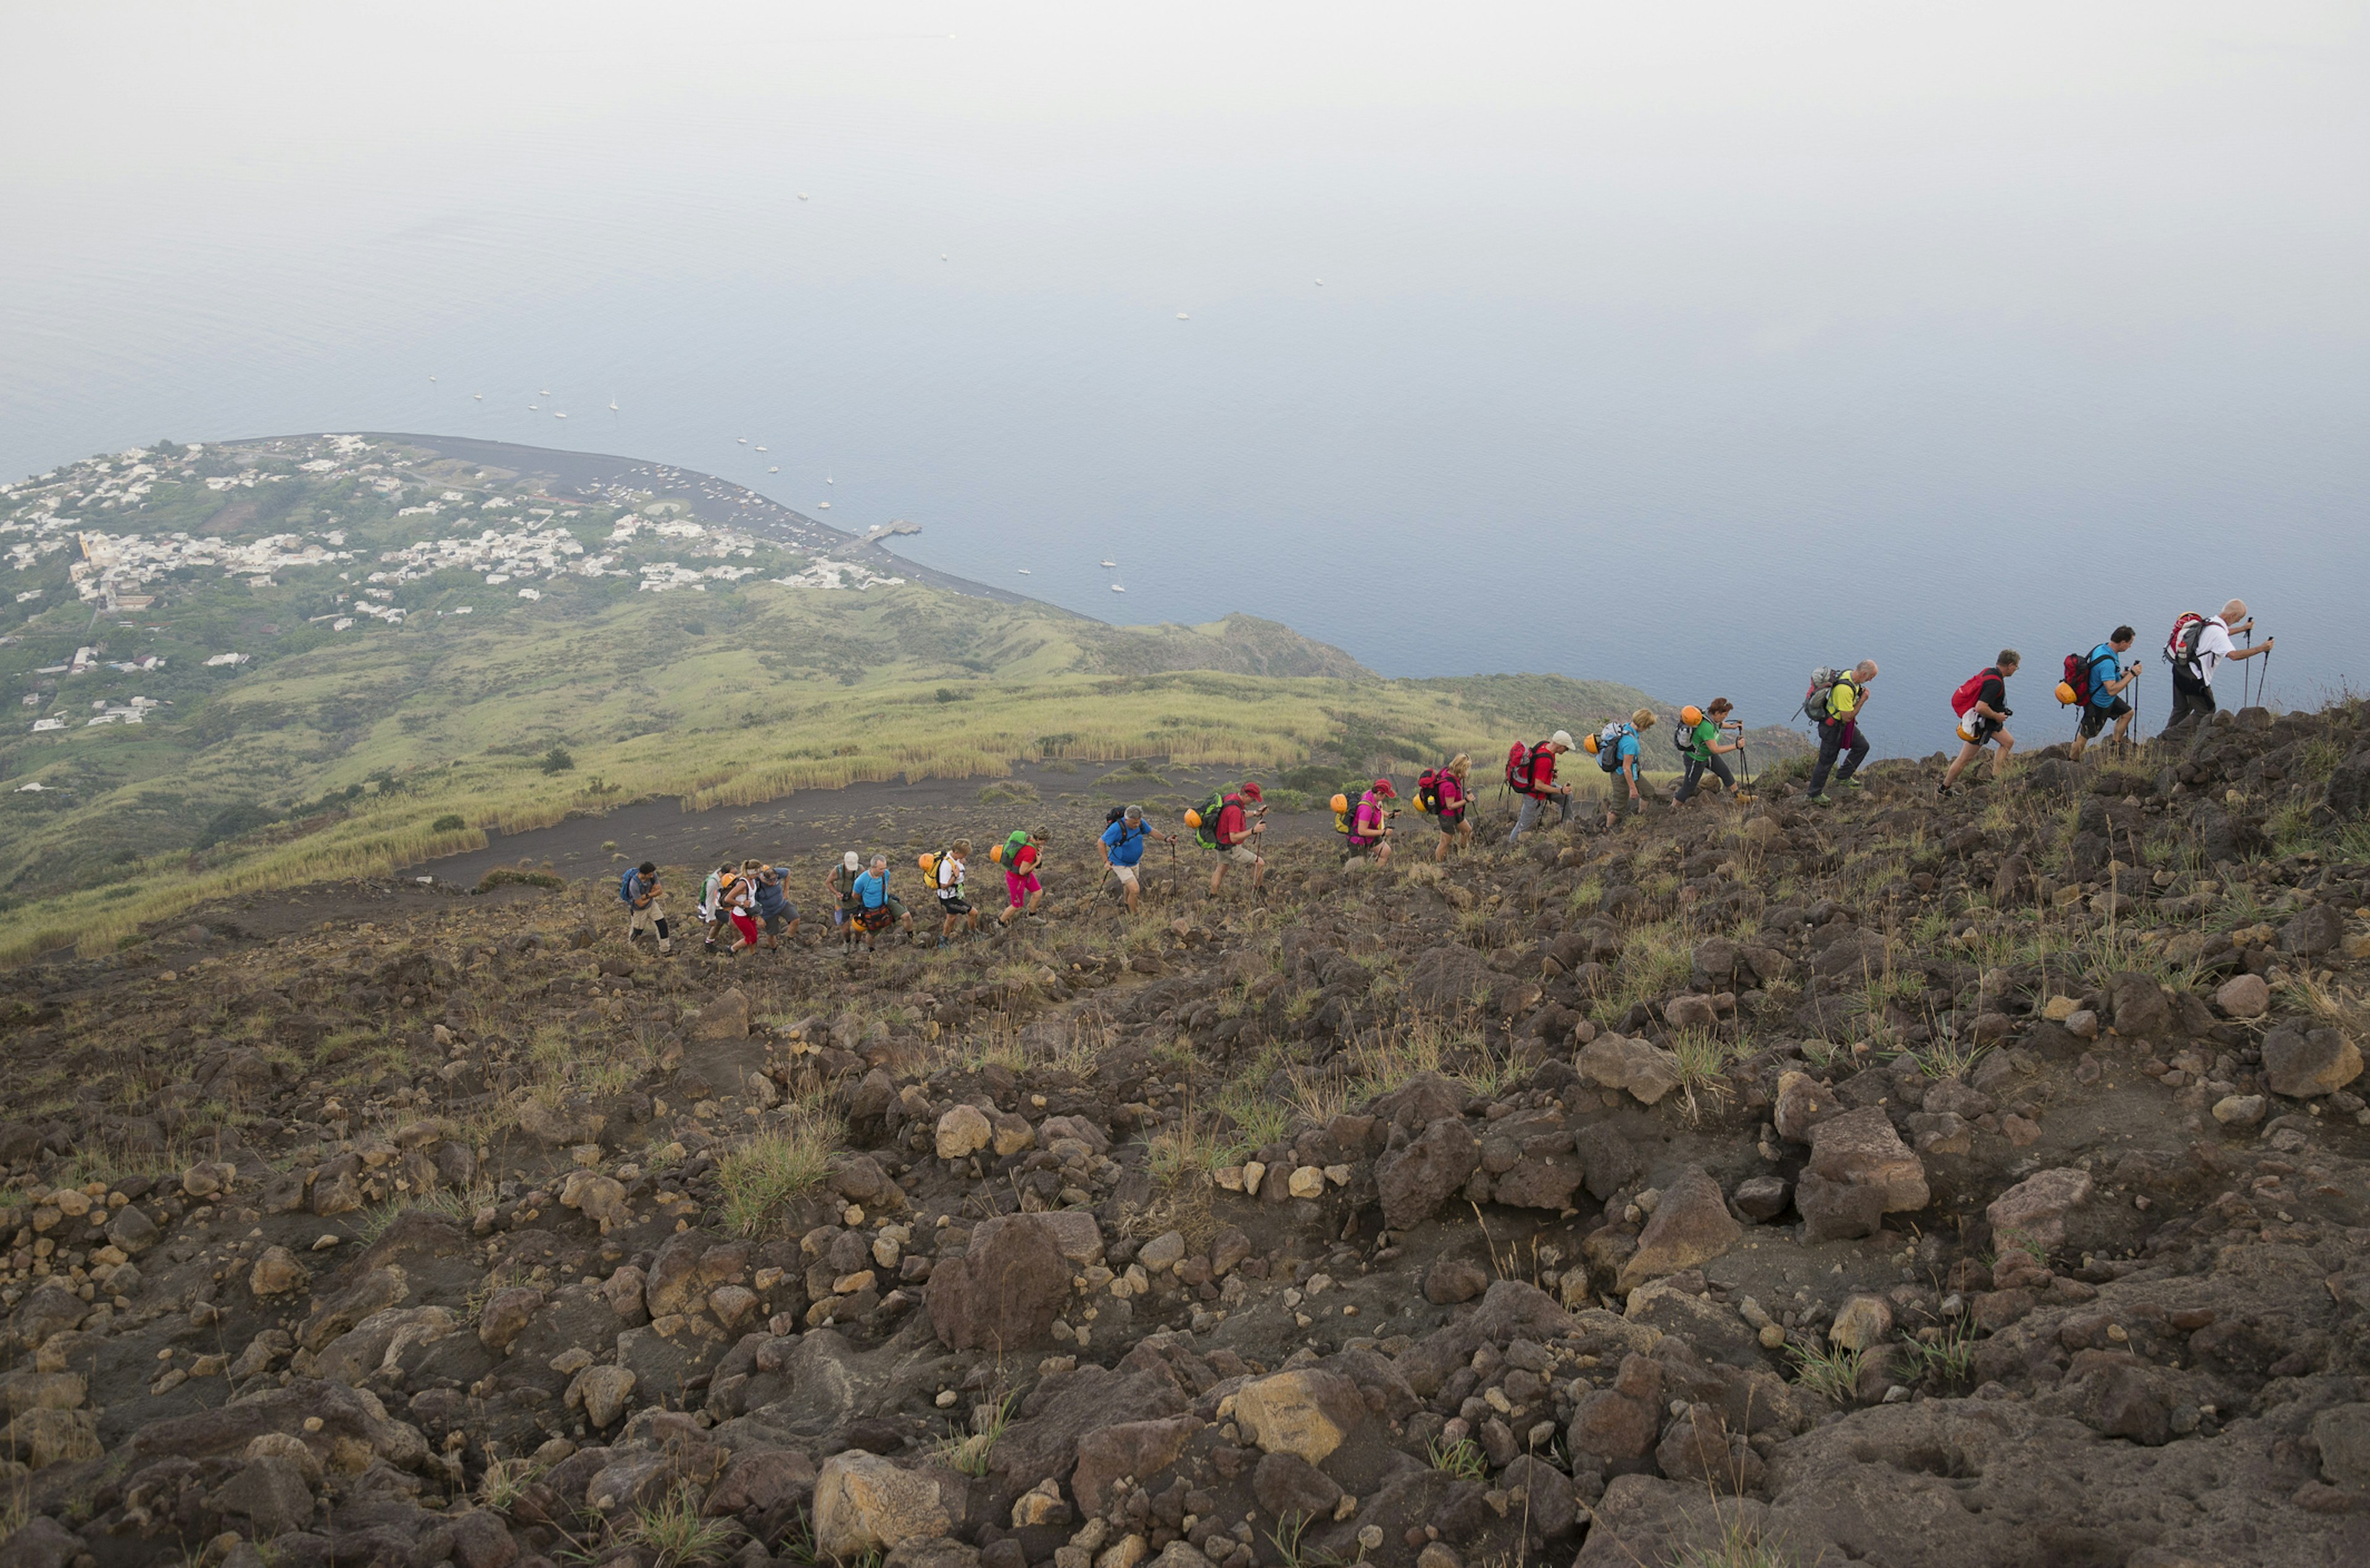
935, 1105, 992, 1161
1573, 1124, 1644, 1201
1491, 1156, 1583, 1211
2106, 973, 2173, 1041
1827, 1295, 1892, 1353
1986, 1168, 2092, 1251
2310, 1403, 2370, 1490
1805, 1108, 1928, 1213
814, 1451, 952, 1561
926, 1213, 1071, 1351
249, 1247, 310, 1299
2213, 973, 2270, 1019
1576, 1034, 1682, 1105
1374, 1116, 1479, 1230
477, 1287, 544, 1352
1424, 1257, 1490, 1305
1615, 1167, 1740, 1292
560, 1171, 630, 1232
568, 1365, 637, 1429
1229, 1369, 1365, 1464
1794, 1171, 1888, 1243
1566, 1354, 1660, 1469
1073, 1416, 1200, 1513
1731, 1176, 1789, 1223
1252, 1451, 1343, 1521
1770, 1071, 1839, 1143
2263, 1027, 2363, 1098
211, 1454, 315, 1537
2281, 903, 2347, 957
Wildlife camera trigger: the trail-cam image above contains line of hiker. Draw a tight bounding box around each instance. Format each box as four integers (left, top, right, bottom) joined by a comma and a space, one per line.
615, 602, 2277, 952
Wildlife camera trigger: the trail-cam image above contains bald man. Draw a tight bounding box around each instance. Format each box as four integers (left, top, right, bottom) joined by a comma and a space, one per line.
2167, 599, 2273, 732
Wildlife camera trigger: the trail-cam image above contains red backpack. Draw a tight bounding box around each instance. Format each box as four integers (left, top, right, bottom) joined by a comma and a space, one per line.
1504, 741, 1549, 795
1950, 668, 1997, 718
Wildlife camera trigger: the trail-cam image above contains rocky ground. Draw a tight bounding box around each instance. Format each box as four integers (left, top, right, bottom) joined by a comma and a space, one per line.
3, 704, 2370, 1568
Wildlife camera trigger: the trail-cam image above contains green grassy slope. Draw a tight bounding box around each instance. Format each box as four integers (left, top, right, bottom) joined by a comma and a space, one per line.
0, 434, 1764, 958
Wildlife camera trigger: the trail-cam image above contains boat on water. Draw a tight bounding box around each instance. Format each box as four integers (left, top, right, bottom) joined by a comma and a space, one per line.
768, 466, 779, 473
1100, 559, 1116, 568
1017, 568, 1031, 575
737, 438, 749, 445
473, 393, 483, 400
818, 501, 831, 509
756, 446, 768, 452
554, 412, 567, 419
1110, 584, 1126, 593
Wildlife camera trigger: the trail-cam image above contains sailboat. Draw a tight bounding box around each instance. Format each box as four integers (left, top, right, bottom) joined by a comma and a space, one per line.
1100, 559, 1116, 568
609, 399, 619, 413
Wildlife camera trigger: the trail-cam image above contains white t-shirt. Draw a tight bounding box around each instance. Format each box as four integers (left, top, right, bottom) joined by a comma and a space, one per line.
936, 855, 965, 901
2195, 618, 2237, 686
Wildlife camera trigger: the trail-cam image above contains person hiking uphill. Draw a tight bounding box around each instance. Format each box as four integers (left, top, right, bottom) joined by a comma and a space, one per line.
2164, 599, 2273, 733
697, 862, 734, 953
825, 851, 863, 953
721, 860, 765, 953
1344, 779, 1399, 865
1428, 754, 1474, 862
851, 853, 912, 950
1506, 731, 1574, 844
1941, 651, 2020, 795
2066, 628, 2141, 760
932, 839, 979, 942
751, 863, 799, 949
1671, 700, 1743, 804
1100, 805, 1172, 916
1208, 782, 1266, 898
996, 830, 1046, 927
1805, 660, 1877, 806
1594, 709, 1657, 825
620, 861, 673, 955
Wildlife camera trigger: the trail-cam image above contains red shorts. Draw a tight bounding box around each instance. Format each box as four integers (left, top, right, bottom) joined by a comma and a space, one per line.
1005, 871, 1041, 908
729, 911, 760, 943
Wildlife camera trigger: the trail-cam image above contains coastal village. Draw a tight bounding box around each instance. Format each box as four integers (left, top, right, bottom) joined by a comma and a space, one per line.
0, 434, 908, 749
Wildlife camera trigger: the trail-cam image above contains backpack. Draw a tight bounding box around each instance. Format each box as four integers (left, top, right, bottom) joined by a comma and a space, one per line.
1504, 741, 1549, 795
1184, 790, 1225, 850
2057, 652, 2088, 707
1331, 792, 1353, 836
918, 850, 949, 881
618, 869, 640, 906
2164, 613, 2210, 681
1950, 669, 1997, 719
1415, 766, 1444, 815
1802, 666, 1847, 722
1594, 721, 1629, 773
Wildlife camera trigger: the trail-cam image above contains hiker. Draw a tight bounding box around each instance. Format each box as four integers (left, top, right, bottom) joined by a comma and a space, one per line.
1942, 650, 2020, 794
1506, 731, 1575, 844
2164, 599, 2272, 732
2066, 628, 2141, 760
1100, 805, 1172, 915
851, 853, 912, 950
1428, 754, 1474, 861
1344, 779, 1398, 865
1594, 709, 1656, 824
996, 830, 1046, 927
1208, 782, 1266, 898
752, 863, 799, 948
933, 839, 979, 942
620, 861, 672, 955
697, 861, 734, 953
1672, 701, 1743, 803
825, 850, 863, 950
1805, 660, 1877, 806
721, 860, 765, 953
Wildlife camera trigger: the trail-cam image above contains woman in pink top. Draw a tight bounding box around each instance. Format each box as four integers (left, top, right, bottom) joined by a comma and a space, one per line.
1434, 753, 1473, 862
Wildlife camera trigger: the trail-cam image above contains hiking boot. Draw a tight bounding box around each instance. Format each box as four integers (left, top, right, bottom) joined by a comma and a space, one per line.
657, 940, 673, 955
1807, 793, 1832, 808
1842, 778, 1866, 791
1936, 783, 1954, 799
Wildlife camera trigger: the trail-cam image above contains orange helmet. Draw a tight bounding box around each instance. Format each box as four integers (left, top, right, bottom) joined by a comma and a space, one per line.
1680, 705, 1703, 727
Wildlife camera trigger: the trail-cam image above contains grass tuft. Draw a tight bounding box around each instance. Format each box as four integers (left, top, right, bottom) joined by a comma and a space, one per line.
716, 1114, 842, 1235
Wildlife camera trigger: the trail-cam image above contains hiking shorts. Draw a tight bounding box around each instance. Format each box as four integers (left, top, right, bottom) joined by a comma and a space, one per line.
1220, 844, 1260, 867
1005, 871, 1041, 907
1436, 807, 1466, 832
762, 909, 797, 936
1110, 864, 1139, 887
938, 895, 973, 916
1958, 715, 2005, 747
2079, 698, 2131, 738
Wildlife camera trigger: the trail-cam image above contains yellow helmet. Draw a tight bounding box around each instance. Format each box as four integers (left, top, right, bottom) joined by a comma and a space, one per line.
2054, 681, 2078, 706
1680, 705, 1703, 727
1581, 732, 1602, 754
1183, 808, 1204, 828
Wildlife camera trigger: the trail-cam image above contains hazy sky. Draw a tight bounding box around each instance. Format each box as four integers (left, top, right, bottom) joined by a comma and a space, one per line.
6, 2, 2366, 729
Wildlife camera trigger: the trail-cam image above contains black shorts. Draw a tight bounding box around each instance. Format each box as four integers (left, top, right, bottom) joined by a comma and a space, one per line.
1436, 807, 1466, 831
938, 896, 973, 916
1962, 715, 2005, 747
2078, 698, 2131, 738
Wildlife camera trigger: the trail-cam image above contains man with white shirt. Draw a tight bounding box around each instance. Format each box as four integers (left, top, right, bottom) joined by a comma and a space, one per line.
2166, 598, 2274, 732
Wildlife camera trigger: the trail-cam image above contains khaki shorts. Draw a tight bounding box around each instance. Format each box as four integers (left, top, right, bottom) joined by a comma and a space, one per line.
1221, 844, 1261, 867
1110, 864, 1139, 886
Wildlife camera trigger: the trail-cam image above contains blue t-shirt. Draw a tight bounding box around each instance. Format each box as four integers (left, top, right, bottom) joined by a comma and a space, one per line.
1101, 819, 1149, 867
2087, 644, 2121, 709
1616, 732, 1641, 770
854, 870, 889, 910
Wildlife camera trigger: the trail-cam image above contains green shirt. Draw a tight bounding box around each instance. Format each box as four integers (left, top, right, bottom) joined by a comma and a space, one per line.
1685, 716, 1721, 761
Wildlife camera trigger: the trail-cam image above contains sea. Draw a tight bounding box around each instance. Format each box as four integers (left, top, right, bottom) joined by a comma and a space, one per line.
6, 2, 2366, 751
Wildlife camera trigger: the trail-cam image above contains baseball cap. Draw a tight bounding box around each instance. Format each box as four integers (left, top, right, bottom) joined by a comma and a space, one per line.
1241, 781, 1263, 802
842, 851, 860, 872
1550, 729, 1574, 749
1371, 778, 1397, 797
